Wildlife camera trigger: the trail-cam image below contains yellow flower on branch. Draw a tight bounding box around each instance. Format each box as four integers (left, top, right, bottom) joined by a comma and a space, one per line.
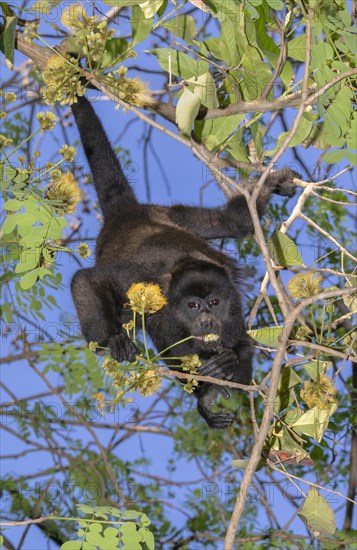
287, 272, 323, 299
46, 171, 83, 214
37, 111, 57, 131
42, 54, 84, 105
60, 4, 87, 30
126, 282, 167, 314
59, 145, 77, 162
180, 355, 201, 372
300, 375, 338, 410
78, 243, 91, 259
136, 370, 162, 396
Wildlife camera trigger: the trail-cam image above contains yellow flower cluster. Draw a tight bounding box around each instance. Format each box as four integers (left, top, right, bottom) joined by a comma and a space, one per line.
300, 375, 338, 410
36, 111, 57, 131
88, 341, 98, 352
202, 333, 219, 343
134, 370, 162, 397
46, 171, 83, 214
61, 4, 114, 66
183, 379, 199, 394
78, 243, 91, 259
42, 54, 85, 105
59, 145, 77, 162
4, 92, 17, 102
126, 283, 167, 314
93, 391, 107, 415
61, 4, 97, 31
23, 21, 39, 43
180, 355, 201, 372
287, 272, 323, 299
0, 134, 13, 148
102, 67, 147, 107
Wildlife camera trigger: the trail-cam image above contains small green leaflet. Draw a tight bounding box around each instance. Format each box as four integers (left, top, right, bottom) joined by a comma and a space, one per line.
187, 72, 218, 109
0, 14, 17, 64
247, 325, 284, 348
268, 231, 304, 267
161, 15, 197, 44
176, 88, 201, 134
291, 403, 338, 443
131, 6, 153, 46
298, 488, 336, 536
139, 0, 164, 18
149, 48, 209, 79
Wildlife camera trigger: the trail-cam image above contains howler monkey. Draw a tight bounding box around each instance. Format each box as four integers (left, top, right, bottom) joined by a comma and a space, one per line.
71, 95, 296, 429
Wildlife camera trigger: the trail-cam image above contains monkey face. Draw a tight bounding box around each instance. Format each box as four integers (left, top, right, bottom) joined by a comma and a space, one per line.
181, 295, 224, 349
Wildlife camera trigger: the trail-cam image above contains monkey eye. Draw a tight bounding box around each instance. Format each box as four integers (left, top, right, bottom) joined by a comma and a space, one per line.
209, 298, 220, 307
187, 301, 200, 309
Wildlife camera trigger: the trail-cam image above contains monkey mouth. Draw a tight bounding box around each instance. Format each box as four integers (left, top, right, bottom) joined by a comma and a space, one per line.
199, 333, 221, 349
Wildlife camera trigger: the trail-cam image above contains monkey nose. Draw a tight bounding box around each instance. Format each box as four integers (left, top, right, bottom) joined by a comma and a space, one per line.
200, 315, 213, 330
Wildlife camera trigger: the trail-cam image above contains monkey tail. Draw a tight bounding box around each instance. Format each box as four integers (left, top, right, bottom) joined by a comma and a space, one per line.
71, 95, 138, 220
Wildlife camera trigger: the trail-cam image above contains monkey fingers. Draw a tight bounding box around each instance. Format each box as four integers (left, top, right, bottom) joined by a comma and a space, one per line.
107, 332, 138, 363
267, 168, 299, 197
197, 384, 235, 429
199, 348, 238, 384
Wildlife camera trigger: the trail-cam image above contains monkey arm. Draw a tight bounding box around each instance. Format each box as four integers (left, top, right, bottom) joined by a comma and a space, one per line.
166, 168, 297, 239
196, 342, 253, 429
71, 266, 138, 362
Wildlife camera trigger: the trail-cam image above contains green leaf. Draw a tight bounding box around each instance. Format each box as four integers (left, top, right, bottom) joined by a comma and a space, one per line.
29, 0, 62, 12
0, 15, 17, 64
188, 72, 218, 109
1, 214, 17, 234
322, 149, 346, 164
138, 527, 154, 549
104, 0, 142, 5
131, 6, 153, 46
231, 459, 250, 469
102, 37, 130, 66
60, 542, 83, 550
292, 403, 338, 442
298, 488, 336, 536
288, 34, 306, 61
121, 510, 143, 520
161, 15, 197, 44
20, 225, 47, 242
149, 48, 209, 78
345, 150, 357, 165
139, 0, 164, 18
266, 0, 284, 9
20, 268, 40, 290
3, 199, 22, 211
196, 114, 245, 151
247, 325, 284, 348
302, 361, 332, 379
176, 88, 201, 134
47, 217, 64, 239
268, 231, 304, 267
278, 367, 303, 390
77, 504, 97, 515
15, 259, 39, 274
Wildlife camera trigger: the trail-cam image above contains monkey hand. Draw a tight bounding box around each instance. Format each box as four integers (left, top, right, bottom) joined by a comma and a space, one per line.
198, 348, 238, 395
197, 383, 235, 429
267, 167, 299, 197
107, 332, 138, 363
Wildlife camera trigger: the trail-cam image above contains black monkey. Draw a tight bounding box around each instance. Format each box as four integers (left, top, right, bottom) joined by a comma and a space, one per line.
71, 95, 296, 429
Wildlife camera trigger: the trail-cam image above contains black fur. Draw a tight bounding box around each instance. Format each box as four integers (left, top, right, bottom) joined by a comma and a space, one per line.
71, 96, 296, 429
